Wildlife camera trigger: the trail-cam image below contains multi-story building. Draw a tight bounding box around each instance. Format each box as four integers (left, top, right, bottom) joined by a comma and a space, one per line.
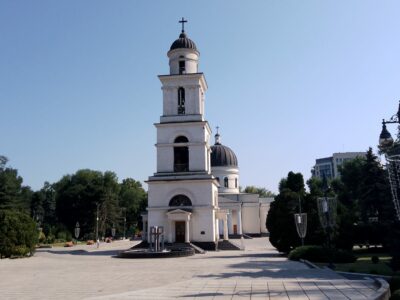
312, 152, 366, 180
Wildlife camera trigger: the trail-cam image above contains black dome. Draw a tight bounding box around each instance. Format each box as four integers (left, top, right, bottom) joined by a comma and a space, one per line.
170, 32, 197, 51
211, 144, 238, 167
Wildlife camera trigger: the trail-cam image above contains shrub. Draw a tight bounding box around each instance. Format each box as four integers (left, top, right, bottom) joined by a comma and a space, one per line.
38, 231, 46, 244
0, 210, 38, 258
371, 255, 380, 264
288, 245, 356, 263
390, 289, 400, 300
390, 277, 400, 294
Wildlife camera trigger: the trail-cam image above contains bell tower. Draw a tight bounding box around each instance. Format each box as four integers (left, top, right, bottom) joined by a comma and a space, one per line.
146, 19, 219, 244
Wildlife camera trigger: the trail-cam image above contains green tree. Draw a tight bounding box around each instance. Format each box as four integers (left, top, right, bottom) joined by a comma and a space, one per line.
243, 186, 275, 197
119, 178, 147, 235
0, 209, 38, 258
0, 157, 32, 212
267, 172, 306, 253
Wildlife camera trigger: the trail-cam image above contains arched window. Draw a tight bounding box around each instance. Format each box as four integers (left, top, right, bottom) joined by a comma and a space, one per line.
174, 136, 188, 143
216, 177, 220, 183
178, 87, 185, 115
169, 194, 192, 206
224, 177, 229, 188
174, 136, 189, 172
179, 60, 185, 74
235, 178, 238, 188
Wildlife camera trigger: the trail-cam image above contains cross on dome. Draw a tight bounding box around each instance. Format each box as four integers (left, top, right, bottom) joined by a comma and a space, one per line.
179, 17, 187, 33
215, 126, 221, 145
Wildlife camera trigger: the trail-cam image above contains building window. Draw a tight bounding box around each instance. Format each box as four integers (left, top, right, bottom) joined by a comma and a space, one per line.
178, 87, 185, 115
169, 194, 192, 206
235, 178, 238, 188
174, 136, 189, 172
179, 60, 185, 74
216, 177, 220, 183
224, 177, 228, 188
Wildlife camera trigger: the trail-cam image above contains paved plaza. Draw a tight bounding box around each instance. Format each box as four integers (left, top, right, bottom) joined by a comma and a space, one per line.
0, 238, 389, 299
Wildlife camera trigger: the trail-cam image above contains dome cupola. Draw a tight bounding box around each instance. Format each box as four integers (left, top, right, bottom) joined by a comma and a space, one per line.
167, 18, 199, 75
170, 32, 197, 51
210, 130, 238, 167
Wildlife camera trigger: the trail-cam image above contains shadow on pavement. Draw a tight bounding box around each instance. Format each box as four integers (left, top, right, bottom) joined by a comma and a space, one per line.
38, 249, 122, 256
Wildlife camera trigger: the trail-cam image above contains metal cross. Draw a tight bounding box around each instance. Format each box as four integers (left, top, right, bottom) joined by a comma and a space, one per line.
216, 126, 219, 134
179, 17, 187, 32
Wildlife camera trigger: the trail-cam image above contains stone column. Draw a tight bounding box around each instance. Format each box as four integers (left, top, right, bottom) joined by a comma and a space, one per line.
142, 220, 147, 241
168, 220, 173, 243
223, 217, 229, 240
238, 209, 243, 235
215, 218, 219, 241
185, 220, 190, 243
227, 211, 232, 235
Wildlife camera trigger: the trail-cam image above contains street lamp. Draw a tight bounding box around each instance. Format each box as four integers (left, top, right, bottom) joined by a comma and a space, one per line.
111, 224, 116, 239
378, 101, 400, 221
74, 222, 80, 244
294, 196, 307, 246
317, 174, 337, 269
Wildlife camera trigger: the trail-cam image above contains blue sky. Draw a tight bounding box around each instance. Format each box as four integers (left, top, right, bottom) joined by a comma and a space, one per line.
1, 1, 400, 192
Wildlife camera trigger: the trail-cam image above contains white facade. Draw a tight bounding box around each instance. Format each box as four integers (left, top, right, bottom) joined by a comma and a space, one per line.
146, 29, 227, 244
145, 26, 273, 246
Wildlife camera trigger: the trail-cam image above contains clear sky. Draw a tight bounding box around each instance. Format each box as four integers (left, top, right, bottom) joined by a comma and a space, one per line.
1, 1, 400, 192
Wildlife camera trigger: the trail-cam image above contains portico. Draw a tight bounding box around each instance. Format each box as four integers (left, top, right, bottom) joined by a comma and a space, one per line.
166, 209, 191, 243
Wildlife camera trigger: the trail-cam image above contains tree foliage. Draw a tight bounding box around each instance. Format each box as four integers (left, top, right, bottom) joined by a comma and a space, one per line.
0, 209, 38, 258
0, 157, 32, 212
243, 186, 275, 197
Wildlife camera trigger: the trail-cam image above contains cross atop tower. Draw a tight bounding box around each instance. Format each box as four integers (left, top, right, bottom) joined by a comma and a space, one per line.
179, 17, 187, 33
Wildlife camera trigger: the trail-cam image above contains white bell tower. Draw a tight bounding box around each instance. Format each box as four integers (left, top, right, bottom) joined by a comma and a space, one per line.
146, 19, 220, 245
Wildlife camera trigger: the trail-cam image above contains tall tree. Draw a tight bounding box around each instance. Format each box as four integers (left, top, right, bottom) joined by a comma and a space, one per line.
119, 178, 147, 233
267, 172, 306, 253
243, 186, 275, 197
0, 156, 32, 212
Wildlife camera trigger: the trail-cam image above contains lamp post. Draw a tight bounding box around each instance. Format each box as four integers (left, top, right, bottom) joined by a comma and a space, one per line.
96, 203, 100, 248
74, 222, 80, 244
317, 174, 337, 269
294, 196, 307, 246
111, 224, 116, 240
378, 101, 400, 221
123, 208, 126, 240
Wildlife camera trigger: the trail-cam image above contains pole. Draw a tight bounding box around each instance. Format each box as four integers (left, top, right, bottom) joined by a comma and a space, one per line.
123, 209, 126, 240
96, 204, 99, 248
298, 196, 304, 246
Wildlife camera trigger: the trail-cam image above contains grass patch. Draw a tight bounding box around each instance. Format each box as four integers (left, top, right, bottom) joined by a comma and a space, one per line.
316, 250, 394, 276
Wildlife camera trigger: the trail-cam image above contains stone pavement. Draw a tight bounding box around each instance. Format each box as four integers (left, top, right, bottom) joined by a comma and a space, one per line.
0, 238, 389, 299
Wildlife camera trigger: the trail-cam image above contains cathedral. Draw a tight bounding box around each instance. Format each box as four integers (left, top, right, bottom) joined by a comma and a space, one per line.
142, 20, 272, 248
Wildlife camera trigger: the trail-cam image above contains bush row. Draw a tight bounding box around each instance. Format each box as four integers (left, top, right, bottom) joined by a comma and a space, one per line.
288, 245, 356, 263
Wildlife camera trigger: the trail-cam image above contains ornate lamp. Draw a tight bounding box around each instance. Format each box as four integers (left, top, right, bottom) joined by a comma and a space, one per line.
378, 101, 400, 220
74, 222, 80, 243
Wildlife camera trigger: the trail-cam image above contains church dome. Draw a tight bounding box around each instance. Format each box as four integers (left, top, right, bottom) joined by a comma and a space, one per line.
170, 32, 198, 51
210, 133, 238, 167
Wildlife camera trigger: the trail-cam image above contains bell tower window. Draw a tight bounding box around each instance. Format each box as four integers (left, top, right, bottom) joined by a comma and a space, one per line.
178, 87, 185, 115
174, 136, 189, 172
179, 60, 185, 74
224, 177, 229, 188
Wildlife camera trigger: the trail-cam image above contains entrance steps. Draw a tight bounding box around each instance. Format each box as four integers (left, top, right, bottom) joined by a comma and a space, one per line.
217, 240, 242, 251
169, 242, 206, 254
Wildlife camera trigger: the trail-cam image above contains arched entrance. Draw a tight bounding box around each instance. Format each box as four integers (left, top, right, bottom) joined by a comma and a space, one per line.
167, 194, 192, 243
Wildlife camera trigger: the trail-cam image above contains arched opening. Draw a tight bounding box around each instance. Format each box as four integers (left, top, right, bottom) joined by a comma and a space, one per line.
235, 178, 238, 188
178, 87, 185, 115
174, 136, 188, 143
169, 194, 192, 207
174, 136, 189, 172
224, 177, 229, 188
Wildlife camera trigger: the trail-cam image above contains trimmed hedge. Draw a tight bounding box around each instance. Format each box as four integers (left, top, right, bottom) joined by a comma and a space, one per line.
390, 289, 400, 300
0, 210, 38, 258
288, 245, 356, 263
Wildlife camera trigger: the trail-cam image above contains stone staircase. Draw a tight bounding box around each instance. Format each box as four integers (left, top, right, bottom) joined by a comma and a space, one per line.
217, 240, 242, 251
